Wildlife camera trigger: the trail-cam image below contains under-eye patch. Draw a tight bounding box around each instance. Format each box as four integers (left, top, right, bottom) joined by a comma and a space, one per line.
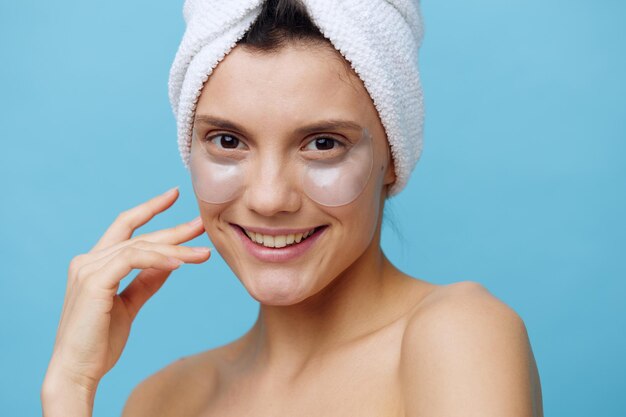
189, 127, 374, 207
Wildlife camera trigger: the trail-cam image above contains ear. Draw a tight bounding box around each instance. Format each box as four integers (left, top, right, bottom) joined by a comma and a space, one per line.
381, 145, 396, 199
383, 145, 396, 188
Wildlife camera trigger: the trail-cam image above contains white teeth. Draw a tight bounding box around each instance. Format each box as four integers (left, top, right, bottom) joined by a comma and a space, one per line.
242, 227, 317, 248
262, 235, 274, 248
274, 235, 287, 248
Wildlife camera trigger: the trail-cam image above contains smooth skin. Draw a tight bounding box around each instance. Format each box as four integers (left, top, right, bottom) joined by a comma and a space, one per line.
41, 42, 543, 416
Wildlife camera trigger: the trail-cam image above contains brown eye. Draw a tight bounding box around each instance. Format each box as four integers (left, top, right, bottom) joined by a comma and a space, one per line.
314, 138, 334, 150
207, 134, 244, 150
304, 136, 345, 151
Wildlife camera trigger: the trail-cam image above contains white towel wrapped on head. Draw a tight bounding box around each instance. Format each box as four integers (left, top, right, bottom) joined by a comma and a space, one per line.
168, 0, 425, 197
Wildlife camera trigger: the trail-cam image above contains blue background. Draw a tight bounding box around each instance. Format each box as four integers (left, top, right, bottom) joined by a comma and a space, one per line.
1, 0, 624, 415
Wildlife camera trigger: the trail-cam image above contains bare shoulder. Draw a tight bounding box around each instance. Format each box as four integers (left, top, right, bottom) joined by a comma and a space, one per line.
400, 280, 543, 417
121, 348, 222, 417
403, 280, 521, 325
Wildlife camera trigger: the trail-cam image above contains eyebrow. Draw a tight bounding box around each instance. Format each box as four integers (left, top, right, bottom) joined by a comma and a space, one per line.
193, 114, 364, 136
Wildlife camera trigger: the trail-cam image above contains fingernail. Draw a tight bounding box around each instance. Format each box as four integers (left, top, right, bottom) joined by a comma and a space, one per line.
163, 186, 179, 196
191, 247, 211, 253
188, 216, 203, 227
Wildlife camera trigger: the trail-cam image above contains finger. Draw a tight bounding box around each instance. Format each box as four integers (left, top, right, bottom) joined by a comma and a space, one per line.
128, 215, 206, 246
84, 246, 183, 291
127, 241, 212, 264
118, 268, 172, 322
56, 243, 198, 345
98, 244, 210, 323
89, 186, 180, 253
78, 240, 212, 281
86, 216, 207, 264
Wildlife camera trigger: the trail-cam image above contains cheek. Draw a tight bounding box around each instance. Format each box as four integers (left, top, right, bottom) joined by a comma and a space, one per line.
196, 202, 228, 246
332, 161, 386, 247
358, 159, 387, 237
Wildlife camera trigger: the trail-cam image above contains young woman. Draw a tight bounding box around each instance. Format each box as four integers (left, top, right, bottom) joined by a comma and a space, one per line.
42, 1, 543, 416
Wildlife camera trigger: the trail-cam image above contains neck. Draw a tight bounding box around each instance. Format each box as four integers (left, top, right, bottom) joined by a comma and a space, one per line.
242, 222, 406, 376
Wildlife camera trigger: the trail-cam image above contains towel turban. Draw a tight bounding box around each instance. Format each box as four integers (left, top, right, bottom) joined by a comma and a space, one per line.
168, 0, 425, 197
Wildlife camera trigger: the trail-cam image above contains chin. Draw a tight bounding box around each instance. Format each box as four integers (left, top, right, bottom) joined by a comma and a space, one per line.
240, 268, 317, 306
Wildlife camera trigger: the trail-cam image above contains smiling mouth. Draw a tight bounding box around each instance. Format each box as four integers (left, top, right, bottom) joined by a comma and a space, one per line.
234, 224, 327, 249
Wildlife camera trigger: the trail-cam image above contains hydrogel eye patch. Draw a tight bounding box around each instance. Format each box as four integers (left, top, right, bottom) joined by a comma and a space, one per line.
189, 128, 374, 207
299, 128, 374, 207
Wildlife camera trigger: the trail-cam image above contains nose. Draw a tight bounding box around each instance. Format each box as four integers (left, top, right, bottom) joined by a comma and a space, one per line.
243, 153, 301, 217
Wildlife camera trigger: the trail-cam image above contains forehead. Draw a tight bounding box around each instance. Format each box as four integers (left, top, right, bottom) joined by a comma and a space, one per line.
196, 43, 376, 126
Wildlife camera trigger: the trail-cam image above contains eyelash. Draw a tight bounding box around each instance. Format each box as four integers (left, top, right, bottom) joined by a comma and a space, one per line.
203, 133, 347, 152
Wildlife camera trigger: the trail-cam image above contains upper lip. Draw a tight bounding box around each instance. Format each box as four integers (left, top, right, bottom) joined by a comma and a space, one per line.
233, 223, 325, 236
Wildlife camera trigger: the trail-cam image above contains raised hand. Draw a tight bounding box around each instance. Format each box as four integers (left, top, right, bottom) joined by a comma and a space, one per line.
41, 187, 211, 416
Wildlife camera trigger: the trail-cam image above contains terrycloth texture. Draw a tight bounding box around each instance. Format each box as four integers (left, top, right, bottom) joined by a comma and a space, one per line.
168, 0, 425, 197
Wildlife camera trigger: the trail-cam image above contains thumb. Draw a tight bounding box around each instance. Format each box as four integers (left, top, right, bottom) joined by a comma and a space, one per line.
119, 267, 174, 322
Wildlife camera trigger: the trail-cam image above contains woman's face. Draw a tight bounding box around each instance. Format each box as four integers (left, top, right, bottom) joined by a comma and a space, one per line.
192, 42, 395, 306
